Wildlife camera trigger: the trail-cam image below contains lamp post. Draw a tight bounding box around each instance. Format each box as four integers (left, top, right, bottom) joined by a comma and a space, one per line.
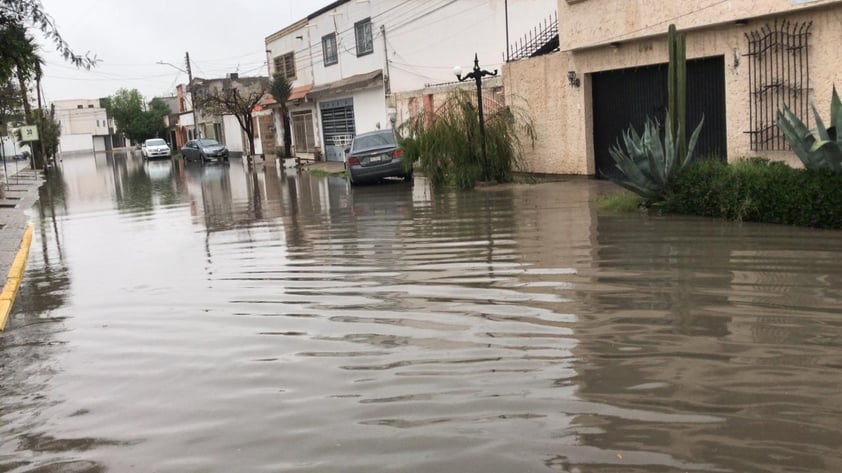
454, 54, 497, 180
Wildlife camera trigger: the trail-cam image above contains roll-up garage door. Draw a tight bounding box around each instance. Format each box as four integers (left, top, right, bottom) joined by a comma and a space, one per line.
320, 98, 355, 162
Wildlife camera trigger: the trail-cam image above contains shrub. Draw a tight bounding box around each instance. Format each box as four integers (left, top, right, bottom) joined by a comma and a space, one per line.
666, 159, 842, 228
608, 113, 703, 201
399, 89, 534, 190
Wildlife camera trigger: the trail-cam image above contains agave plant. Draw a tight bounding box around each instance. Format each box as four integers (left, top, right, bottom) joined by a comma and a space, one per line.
777, 85, 842, 174
608, 113, 704, 200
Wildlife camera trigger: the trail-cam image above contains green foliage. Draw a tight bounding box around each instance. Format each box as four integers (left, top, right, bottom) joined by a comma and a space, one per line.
32, 108, 60, 158
398, 89, 534, 189
608, 113, 704, 200
777, 85, 842, 174
1, 0, 96, 70
666, 158, 842, 228
270, 73, 293, 158
0, 21, 40, 83
0, 78, 22, 134
596, 192, 645, 213
106, 88, 166, 143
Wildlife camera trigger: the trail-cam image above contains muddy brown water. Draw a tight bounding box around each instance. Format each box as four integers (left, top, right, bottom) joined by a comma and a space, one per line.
1, 152, 840, 472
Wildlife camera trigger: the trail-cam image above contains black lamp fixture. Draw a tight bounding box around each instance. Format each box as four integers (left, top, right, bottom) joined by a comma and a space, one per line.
453, 53, 498, 180
567, 71, 580, 87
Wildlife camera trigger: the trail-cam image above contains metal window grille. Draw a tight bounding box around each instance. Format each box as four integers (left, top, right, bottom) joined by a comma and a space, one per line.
355, 18, 373, 57
322, 33, 338, 66
274, 52, 296, 80
745, 20, 811, 151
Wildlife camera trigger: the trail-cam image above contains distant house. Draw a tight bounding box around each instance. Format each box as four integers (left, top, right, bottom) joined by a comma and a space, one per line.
52, 99, 116, 154
504, 0, 842, 176
264, 0, 556, 162
150, 96, 179, 147
189, 74, 272, 158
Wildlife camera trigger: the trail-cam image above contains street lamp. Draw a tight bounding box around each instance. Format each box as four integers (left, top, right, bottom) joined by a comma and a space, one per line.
157, 59, 200, 140
454, 53, 497, 180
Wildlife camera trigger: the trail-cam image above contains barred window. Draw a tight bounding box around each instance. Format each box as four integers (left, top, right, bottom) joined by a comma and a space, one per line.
354, 18, 373, 57
322, 33, 338, 66
273, 52, 296, 80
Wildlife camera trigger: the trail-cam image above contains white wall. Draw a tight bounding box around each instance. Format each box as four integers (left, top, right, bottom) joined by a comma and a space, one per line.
222, 115, 244, 153
266, 21, 313, 88
350, 86, 390, 135
277, 0, 556, 93
385, 0, 557, 92
59, 134, 94, 152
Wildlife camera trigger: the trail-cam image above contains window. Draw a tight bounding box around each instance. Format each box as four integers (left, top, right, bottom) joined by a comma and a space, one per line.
322, 33, 338, 67
77, 105, 83, 109
273, 52, 296, 80
88, 104, 94, 108
354, 18, 373, 57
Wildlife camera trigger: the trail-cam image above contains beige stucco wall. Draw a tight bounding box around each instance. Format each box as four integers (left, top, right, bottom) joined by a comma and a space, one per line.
559, 0, 842, 51
506, 1, 842, 175
504, 53, 594, 175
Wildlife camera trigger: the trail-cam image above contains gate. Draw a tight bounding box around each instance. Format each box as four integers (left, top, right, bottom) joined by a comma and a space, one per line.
593, 56, 726, 180
320, 98, 356, 162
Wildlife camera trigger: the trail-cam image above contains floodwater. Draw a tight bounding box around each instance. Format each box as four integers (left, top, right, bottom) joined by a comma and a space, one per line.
1, 151, 841, 473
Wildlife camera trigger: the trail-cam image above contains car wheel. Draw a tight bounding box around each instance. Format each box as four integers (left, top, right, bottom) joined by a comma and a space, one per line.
200, 153, 206, 165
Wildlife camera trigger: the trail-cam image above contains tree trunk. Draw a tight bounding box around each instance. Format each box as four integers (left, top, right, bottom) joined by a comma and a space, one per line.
281, 105, 292, 158
15, 71, 39, 169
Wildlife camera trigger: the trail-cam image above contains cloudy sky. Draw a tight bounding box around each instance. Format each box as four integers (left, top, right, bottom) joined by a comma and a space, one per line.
37, 0, 336, 103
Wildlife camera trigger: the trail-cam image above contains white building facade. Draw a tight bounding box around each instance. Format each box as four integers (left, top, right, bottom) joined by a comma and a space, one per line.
52, 99, 113, 153
265, 0, 556, 161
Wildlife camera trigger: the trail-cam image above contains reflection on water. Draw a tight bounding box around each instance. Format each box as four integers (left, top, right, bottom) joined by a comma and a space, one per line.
0, 153, 840, 472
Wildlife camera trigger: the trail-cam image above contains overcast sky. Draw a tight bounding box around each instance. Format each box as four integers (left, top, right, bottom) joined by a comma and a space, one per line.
37, 0, 336, 104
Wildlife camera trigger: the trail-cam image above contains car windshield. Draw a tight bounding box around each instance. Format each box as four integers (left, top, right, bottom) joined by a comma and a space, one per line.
198, 139, 220, 147
146, 139, 167, 146
352, 132, 395, 152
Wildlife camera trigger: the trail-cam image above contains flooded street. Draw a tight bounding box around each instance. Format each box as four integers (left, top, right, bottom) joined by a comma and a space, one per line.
1, 151, 841, 473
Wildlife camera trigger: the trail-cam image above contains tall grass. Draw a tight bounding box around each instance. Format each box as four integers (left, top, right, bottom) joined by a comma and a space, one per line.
399, 90, 534, 189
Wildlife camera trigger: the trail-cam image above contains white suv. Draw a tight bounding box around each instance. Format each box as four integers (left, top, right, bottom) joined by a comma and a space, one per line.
142, 138, 171, 159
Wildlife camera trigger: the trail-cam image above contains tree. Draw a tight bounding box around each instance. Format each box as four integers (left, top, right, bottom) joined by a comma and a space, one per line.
104, 89, 167, 143
0, 78, 22, 135
0, 0, 96, 71
192, 76, 270, 162
269, 73, 292, 158
105, 88, 143, 137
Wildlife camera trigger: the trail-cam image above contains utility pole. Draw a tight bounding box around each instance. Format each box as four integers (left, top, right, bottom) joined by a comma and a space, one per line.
381, 25, 391, 96
505, 0, 510, 62
185, 52, 200, 139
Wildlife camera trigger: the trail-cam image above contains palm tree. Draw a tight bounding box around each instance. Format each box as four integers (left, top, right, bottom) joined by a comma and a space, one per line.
269, 73, 292, 158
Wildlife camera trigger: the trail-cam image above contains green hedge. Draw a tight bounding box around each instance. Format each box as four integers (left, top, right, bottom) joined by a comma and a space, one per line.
664, 159, 842, 229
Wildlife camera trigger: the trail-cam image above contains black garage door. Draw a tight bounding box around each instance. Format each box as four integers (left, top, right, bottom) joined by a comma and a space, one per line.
592, 56, 726, 179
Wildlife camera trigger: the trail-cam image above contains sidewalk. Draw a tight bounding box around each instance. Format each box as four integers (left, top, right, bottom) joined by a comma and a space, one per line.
0, 164, 43, 330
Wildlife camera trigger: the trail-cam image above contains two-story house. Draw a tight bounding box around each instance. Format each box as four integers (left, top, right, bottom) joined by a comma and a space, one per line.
52, 99, 115, 154
504, 0, 842, 176
265, 0, 557, 162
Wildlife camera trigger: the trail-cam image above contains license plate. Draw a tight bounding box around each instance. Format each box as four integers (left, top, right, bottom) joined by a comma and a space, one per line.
369, 156, 382, 162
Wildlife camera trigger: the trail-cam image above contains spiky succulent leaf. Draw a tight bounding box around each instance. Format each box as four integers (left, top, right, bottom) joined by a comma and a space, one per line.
811, 98, 831, 142
779, 107, 823, 170
685, 116, 705, 166
832, 85, 842, 143
808, 140, 842, 173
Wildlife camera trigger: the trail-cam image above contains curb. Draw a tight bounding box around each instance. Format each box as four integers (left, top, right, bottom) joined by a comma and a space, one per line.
0, 225, 33, 332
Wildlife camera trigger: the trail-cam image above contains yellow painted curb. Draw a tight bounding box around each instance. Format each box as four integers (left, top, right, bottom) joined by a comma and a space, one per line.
0, 225, 33, 332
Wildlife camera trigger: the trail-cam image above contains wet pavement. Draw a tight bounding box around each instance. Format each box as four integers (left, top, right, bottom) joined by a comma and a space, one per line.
1, 151, 841, 472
